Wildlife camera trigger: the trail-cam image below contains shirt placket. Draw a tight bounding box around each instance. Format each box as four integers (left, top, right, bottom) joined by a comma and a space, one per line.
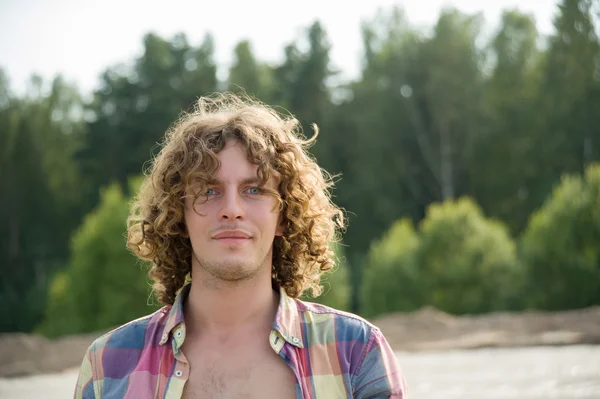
163, 326, 190, 398
270, 330, 306, 399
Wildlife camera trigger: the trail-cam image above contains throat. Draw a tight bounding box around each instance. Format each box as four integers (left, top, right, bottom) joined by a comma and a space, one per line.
183, 279, 280, 334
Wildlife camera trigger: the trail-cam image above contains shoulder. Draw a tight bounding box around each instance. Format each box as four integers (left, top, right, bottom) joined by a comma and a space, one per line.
76, 307, 172, 397
86, 306, 170, 357
289, 299, 408, 397
295, 299, 381, 344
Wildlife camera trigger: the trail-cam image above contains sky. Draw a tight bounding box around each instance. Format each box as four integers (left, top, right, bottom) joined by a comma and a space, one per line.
1, 0, 559, 95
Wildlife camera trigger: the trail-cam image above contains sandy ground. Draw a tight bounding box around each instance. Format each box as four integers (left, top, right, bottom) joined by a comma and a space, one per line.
1, 305, 599, 378
1, 346, 599, 399
372, 305, 600, 352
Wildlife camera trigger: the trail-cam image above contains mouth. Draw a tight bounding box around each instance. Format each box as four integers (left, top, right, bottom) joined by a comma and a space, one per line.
215, 237, 250, 245
212, 230, 252, 243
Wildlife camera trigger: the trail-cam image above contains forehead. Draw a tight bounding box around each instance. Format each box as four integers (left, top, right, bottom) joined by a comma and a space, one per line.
202, 140, 278, 187
214, 141, 258, 175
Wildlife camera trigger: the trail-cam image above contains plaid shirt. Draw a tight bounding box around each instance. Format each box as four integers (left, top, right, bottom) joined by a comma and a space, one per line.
74, 284, 407, 398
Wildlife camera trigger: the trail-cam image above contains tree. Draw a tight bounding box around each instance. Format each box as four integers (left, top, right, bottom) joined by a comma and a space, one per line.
415, 8, 486, 201
470, 10, 543, 234
0, 72, 85, 332
537, 0, 600, 196
80, 32, 219, 204
521, 163, 600, 310
327, 7, 430, 313
39, 178, 158, 337
361, 198, 521, 317
414, 198, 521, 314
272, 21, 334, 134
301, 243, 351, 311
361, 219, 421, 318
227, 40, 274, 100
325, 7, 487, 312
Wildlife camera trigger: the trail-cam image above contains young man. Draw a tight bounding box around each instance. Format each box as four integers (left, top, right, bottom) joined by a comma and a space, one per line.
74, 93, 408, 398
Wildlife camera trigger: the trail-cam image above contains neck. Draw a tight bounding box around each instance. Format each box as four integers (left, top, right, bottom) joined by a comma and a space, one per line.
184, 268, 278, 336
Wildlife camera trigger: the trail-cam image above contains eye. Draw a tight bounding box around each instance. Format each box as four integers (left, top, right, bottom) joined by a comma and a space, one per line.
205, 188, 218, 196
247, 187, 262, 195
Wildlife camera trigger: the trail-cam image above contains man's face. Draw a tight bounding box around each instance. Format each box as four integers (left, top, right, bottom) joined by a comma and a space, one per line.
184, 140, 283, 284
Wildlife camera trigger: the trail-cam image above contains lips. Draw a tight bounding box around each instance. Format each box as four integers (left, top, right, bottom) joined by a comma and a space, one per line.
213, 230, 251, 239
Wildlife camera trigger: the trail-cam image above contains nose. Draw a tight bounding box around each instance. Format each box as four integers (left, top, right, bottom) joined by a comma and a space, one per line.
220, 188, 245, 220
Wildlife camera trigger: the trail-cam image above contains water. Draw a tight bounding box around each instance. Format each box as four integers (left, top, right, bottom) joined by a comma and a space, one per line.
0, 345, 598, 398
399, 345, 600, 399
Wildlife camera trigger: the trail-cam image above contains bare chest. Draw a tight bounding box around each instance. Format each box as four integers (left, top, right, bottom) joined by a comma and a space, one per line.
181, 343, 297, 399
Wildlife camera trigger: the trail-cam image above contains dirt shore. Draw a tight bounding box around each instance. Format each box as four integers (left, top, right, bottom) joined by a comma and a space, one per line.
373, 305, 600, 351
2, 306, 599, 378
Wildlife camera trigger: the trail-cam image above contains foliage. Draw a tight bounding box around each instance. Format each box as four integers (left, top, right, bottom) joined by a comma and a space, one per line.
301, 243, 351, 311
79, 32, 219, 203
0, 72, 85, 332
521, 163, 600, 310
361, 219, 421, 317
3, 0, 600, 333
38, 178, 158, 337
414, 198, 522, 314
362, 199, 522, 317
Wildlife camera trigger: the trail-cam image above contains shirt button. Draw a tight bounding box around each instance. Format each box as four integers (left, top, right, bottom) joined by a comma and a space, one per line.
292, 337, 300, 343
175, 370, 183, 377
176, 331, 182, 338
161, 333, 167, 341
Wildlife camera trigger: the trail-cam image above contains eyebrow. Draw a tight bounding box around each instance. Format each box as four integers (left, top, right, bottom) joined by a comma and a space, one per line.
206, 177, 263, 186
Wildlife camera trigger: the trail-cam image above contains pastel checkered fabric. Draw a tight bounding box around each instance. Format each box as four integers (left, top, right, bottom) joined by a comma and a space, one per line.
74, 284, 408, 398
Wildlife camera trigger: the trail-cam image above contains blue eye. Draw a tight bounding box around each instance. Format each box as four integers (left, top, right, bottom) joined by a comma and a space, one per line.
205, 188, 217, 196
247, 187, 262, 195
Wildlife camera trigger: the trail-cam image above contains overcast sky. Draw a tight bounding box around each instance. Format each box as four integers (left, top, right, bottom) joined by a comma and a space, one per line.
1, 0, 559, 94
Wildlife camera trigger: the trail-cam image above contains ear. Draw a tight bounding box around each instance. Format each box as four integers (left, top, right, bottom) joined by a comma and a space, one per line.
182, 229, 189, 238
181, 198, 190, 238
275, 215, 285, 237
181, 221, 190, 238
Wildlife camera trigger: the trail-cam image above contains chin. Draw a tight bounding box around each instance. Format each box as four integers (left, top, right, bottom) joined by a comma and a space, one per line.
203, 258, 261, 281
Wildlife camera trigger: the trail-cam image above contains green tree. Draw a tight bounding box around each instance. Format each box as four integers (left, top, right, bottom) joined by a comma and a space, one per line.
272, 21, 334, 133
535, 0, 600, 200
361, 199, 520, 317
0, 72, 85, 332
39, 179, 158, 337
417, 8, 485, 200
301, 243, 351, 311
361, 219, 421, 318
521, 163, 600, 310
470, 10, 543, 234
328, 7, 430, 313
227, 40, 275, 101
414, 198, 521, 314
80, 32, 218, 204
326, 7, 487, 312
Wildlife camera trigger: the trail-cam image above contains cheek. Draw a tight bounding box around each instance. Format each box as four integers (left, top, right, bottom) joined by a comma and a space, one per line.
184, 206, 208, 235
264, 210, 284, 235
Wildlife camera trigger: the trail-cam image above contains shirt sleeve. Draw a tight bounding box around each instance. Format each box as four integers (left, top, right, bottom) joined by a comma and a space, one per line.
353, 327, 408, 398
73, 344, 99, 399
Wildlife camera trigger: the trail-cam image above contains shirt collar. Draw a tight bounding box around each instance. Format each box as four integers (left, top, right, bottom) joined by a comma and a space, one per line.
271, 286, 305, 348
159, 283, 188, 346
159, 282, 305, 348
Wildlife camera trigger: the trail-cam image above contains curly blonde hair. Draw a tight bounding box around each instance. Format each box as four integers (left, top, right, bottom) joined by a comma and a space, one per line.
127, 93, 344, 305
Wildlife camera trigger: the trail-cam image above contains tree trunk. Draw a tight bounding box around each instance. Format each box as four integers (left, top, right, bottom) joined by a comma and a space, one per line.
439, 118, 454, 200
9, 213, 19, 260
